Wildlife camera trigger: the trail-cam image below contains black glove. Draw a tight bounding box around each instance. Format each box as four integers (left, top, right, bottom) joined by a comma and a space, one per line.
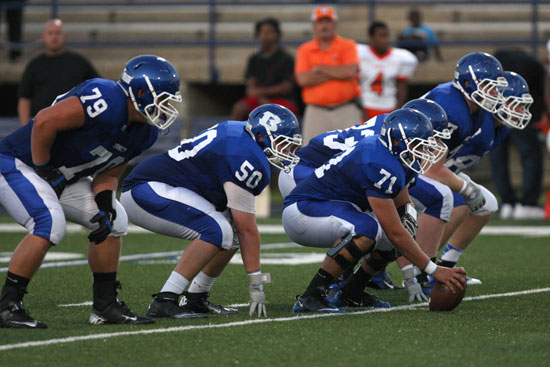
34, 162, 66, 198
88, 211, 113, 244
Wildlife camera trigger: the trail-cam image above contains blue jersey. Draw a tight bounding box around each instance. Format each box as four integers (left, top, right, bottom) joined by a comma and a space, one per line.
296, 116, 385, 168
425, 82, 484, 152
445, 113, 509, 173
0, 78, 157, 183
285, 136, 417, 212
122, 121, 271, 210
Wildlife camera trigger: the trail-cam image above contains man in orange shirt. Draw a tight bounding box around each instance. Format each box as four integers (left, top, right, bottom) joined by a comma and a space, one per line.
295, 5, 362, 144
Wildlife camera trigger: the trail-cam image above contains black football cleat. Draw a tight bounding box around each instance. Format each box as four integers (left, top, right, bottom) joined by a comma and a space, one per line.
89, 299, 154, 325
0, 301, 48, 329
292, 295, 344, 313
332, 290, 390, 308
146, 292, 207, 319
181, 292, 238, 315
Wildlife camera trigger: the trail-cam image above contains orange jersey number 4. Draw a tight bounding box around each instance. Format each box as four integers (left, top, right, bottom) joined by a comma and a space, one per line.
370, 72, 383, 96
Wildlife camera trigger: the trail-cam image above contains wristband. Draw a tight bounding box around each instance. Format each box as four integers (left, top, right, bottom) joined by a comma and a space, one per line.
458, 180, 469, 194
95, 190, 114, 214
423, 260, 438, 275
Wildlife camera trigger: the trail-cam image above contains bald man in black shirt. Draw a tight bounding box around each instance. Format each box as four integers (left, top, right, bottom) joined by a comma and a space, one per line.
17, 19, 99, 125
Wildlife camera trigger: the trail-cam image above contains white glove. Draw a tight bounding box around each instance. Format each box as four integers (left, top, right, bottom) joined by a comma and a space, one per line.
402, 265, 428, 303
248, 272, 271, 317
459, 180, 485, 212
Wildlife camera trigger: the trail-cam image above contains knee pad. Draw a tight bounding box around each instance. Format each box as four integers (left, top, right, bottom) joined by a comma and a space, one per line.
364, 248, 398, 272
110, 200, 128, 237
327, 233, 368, 270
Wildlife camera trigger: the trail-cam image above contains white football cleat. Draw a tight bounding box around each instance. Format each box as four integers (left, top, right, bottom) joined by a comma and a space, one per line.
466, 276, 482, 285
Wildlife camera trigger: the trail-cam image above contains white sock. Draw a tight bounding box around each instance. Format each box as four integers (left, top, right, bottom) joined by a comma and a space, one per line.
160, 271, 190, 294
440, 244, 464, 263
187, 271, 217, 293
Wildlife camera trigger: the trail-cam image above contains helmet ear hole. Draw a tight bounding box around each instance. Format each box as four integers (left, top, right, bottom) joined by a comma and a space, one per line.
256, 132, 265, 143
137, 88, 145, 97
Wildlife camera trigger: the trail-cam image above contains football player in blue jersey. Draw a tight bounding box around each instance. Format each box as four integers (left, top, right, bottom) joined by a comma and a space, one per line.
405, 52, 508, 288
279, 99, 454, 299
121, 104, 301, 318
429, 71, 532, 279
282, 109, 466, 313
0, 55, 182, 328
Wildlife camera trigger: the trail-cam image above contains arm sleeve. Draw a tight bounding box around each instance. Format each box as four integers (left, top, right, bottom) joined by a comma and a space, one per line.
224, 181, 256, 214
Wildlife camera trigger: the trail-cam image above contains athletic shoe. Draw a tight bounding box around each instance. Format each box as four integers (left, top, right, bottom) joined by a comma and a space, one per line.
292, 295, 344, 313
367, 270, 403, 290
467, 276, 482, 285
499, 203, 514, 219
146, 292, 207, 319
89, 299, 155, 325
0, 301, 47, 329
513, 204, 545, 220
180, 292, 238, 315
326, 290, 390, 308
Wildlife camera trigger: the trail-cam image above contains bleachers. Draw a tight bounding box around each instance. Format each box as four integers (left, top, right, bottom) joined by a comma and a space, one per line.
1, 2, 549, 85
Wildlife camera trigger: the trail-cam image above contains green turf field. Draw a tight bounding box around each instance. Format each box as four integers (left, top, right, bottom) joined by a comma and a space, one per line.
0, 220, 548, 367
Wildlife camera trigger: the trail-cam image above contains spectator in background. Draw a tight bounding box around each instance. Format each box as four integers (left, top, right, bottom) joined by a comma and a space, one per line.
295, 5, 362, 144
1, 0, 26, 62
398, 8, 443, 63
18, 18, 99, 125
490, 48, 546, 219
358, 21, 418, 120
230, 17, 297, 121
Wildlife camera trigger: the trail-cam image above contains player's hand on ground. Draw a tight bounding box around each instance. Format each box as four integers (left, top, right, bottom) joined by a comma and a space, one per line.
248, 285, 267, 317
402, 265, 428, 302
248, 272, 271, 317
404, 276, 428, 302
432, 266, 467, 293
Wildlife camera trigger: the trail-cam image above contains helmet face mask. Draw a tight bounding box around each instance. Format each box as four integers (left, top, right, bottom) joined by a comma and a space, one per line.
495, 71, 533, 130
470, 76, 508, 113
380, 109, 446, 174
452, 52, 508, 113
246, 104, 302, 172
118, 55, 182, 131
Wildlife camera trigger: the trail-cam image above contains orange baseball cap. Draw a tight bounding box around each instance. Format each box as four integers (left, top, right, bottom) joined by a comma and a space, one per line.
311, 5, 338, 22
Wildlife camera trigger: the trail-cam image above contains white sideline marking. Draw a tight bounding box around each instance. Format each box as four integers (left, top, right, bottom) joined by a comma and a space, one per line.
58, 301, 92, 308
3, 287, 549, 352
0, 242, 300, 272
0, 223, 548, 236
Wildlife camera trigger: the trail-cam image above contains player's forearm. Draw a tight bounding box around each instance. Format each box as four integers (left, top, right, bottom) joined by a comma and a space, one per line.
425, 164, 463, 192
30, 113, 57, 165
237, 228, 261, 273
92, 164, 126, 194
388, 231, 431, 272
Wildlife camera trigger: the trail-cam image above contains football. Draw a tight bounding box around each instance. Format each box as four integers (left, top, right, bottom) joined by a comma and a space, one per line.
429, 280, 467, 311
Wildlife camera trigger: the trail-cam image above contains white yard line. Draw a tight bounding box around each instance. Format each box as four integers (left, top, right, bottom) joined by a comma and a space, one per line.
3, 287, 549, 352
